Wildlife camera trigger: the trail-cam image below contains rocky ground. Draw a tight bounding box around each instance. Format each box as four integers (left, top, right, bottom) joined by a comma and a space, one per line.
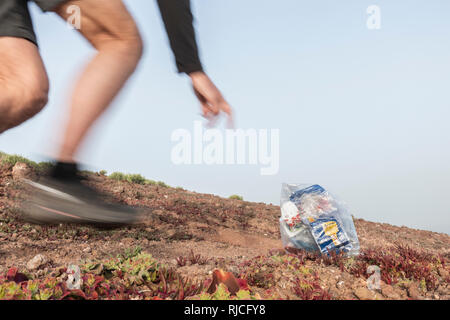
0, 155, 448, 300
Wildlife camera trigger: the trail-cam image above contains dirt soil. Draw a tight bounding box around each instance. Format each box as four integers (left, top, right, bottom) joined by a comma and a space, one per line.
0, 161, 449, 300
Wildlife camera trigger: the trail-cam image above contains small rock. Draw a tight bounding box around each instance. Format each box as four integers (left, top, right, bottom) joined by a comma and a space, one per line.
12, 162, 35, 180
341, 272, 353, 283
336, 281, 345, 289
121, 237, 134, 245
27, 254, 47, 271
437, 268, 448, 279
393, 286, 408, 299
381, 285, 400, 299
83, 247, 92, 253
351, 278, 367, 290
354, 287, 375, 300
328, 287, 340, 299
228, 266, 239, 275
433, 294, 440, 300
36, 269, 45, 277
166, 229, 177, 238
113, 186, 125, 194
407, 283, 421, 300
437, 285, 447, 295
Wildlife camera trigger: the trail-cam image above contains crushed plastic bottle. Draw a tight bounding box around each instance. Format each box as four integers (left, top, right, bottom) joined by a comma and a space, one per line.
280, 183, 360, 256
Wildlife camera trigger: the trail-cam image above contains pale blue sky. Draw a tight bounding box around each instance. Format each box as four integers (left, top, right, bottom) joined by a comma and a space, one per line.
1, 0, 449, 234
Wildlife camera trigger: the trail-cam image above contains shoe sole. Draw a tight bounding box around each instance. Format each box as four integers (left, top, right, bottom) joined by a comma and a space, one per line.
21, 179, 140, 226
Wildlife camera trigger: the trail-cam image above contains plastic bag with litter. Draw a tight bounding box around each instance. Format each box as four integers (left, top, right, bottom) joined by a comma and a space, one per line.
280, 183, 360, 256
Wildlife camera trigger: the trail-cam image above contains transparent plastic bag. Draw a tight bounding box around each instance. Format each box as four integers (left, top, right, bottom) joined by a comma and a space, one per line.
280, 183, 360, 256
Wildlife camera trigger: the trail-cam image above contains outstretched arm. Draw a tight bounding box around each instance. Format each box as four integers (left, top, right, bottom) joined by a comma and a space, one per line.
157, 0, 232, 121
156, 0, 202, 74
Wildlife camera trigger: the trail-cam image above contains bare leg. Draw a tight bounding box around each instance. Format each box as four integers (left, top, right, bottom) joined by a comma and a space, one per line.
0, 37, 49, 133
53, 0, 143, 162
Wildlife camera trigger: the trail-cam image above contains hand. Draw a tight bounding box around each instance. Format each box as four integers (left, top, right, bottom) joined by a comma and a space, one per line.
189, 71, 232, 126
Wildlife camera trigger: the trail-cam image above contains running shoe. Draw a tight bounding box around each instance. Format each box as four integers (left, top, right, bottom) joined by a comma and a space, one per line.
21, 162, 140, 226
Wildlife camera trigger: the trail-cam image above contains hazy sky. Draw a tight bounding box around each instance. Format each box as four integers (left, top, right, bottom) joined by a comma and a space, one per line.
1, 0, 449, 234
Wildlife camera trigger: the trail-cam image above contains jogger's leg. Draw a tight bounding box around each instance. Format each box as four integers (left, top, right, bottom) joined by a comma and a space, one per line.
0, 37, 49, 133
52, 0, 143, 162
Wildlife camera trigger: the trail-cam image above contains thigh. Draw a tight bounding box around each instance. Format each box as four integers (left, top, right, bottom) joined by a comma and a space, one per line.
0, 37, 48, 92
0, 0, 48, 89
51, 0, 142, 49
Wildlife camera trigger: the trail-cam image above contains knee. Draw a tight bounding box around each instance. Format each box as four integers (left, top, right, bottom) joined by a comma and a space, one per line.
125, 30, 144, 62
95, 26, 144, 69
118, 34, 144, 69
21, 80, 49, 119
114, 31, 144, 70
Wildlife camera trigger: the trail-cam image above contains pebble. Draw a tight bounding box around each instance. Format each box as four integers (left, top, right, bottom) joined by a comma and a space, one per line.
407, 283, 421, 300
437, 285, 447, 295
26, 254, 47, 271
113, 186, 125, 194
382, 285, 400, 299
83, 247, 92, 253
12, 162, 34, 180
437, 268, 448, 279
353, 287, 374, 300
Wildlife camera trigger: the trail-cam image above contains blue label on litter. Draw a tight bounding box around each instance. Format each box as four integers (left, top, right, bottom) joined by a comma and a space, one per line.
289, 184, 325, 203
309, 216, 350, 255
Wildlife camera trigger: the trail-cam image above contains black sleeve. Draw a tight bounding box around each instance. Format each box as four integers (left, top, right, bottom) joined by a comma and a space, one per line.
156, 0, 203, 74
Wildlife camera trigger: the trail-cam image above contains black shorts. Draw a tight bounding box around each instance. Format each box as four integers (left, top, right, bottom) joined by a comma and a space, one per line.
0, 0, 68, 45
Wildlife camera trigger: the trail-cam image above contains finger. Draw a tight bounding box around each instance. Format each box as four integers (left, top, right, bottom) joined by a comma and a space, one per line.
199, 109, 218, 128
194, 88, 216, 117
206, 101, 220, 115
201, 91, 221, 115
218, 100, 234, 129
219, 100, 232, 117
198, 97, 211, 117
193, 83, 221, 115
201, 104, 210, 117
